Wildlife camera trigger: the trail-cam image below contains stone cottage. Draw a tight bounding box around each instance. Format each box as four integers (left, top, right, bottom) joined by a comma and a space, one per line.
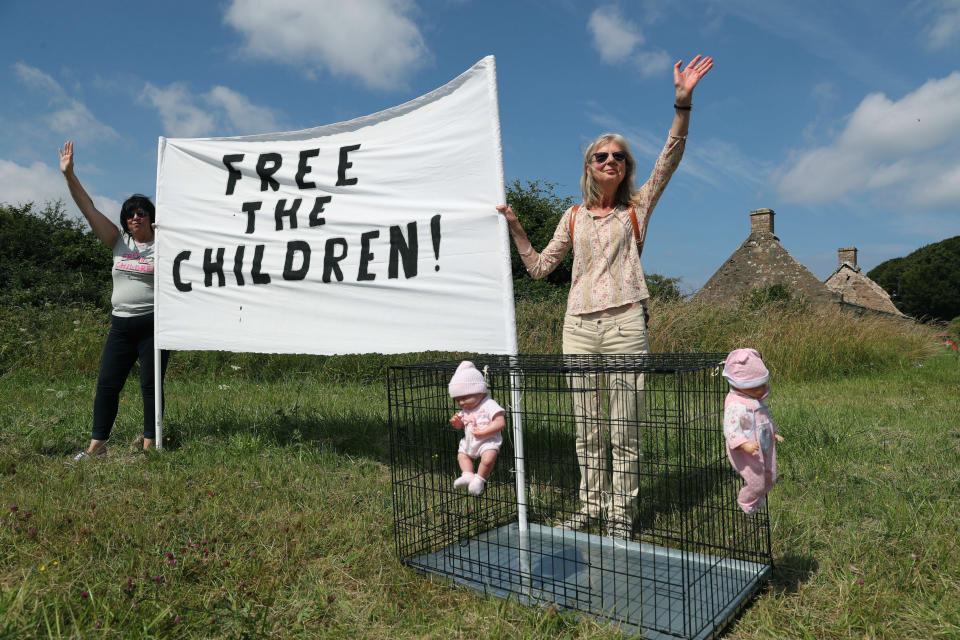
693, 208, 840, 304
824, 247, 903, 315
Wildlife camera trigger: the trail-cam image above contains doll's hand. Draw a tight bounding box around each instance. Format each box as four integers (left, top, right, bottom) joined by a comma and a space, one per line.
774, 434, 784, 443
449, 414, 464, 429
739, 441, 759, 454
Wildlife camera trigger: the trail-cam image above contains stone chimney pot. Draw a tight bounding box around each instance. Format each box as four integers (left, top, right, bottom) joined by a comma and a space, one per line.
750, 208, 775, 235
838, 247, 858, 268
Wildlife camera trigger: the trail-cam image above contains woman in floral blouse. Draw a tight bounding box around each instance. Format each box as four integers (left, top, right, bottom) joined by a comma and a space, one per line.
497, 55, 713, 540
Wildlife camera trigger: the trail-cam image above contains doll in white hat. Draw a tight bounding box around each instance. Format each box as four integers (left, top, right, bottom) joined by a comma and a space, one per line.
448, 361, 505, 495
722, 348, 784, 514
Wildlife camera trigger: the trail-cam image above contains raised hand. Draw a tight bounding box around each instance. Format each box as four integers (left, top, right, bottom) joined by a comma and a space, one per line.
673, 55, 714, 104
59, 141, 75, 175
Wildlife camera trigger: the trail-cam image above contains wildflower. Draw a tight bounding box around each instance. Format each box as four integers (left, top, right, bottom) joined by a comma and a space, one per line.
53, 561, 58, 566
80, 591, 89, 599
174, 616, 182, 623
858, 578, 865, 585
9, 505, 17, 512
40, 566, 46, 572
94, 620, 102, 629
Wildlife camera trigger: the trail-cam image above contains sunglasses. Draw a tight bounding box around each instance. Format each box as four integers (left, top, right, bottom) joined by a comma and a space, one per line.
592, 151, 627, 164
122, 210, 149, 220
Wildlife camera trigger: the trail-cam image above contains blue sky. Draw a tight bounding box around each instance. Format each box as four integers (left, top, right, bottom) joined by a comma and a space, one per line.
2, 0, 959, 291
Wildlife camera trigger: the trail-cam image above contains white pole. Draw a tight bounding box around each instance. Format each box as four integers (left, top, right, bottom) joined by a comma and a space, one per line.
485, 55, 528, 535
154, 137, 165, 450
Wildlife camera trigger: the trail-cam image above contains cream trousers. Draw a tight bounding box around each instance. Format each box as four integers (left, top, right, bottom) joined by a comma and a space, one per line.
562, 305, 649, 522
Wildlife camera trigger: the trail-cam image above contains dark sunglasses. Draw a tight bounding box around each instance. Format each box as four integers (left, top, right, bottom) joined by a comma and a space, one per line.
592, 151, 627, 164
122, 209, 149, 220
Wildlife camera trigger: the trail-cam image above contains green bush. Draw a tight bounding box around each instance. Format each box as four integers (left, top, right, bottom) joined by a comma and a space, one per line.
0, 202, 111, 309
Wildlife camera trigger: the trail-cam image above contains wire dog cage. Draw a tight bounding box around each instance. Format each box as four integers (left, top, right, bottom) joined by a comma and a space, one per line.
389, 354, 772, 640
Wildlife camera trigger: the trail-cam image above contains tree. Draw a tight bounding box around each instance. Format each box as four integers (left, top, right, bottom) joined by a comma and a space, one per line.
0, 201, 112, 308
505, 180, 575, 300
867, 236, 960, 321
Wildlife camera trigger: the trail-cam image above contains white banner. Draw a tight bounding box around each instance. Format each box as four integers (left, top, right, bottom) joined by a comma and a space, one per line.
155, 56, 516, 355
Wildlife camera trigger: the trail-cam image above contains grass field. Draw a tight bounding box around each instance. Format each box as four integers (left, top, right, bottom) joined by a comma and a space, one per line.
1, 303, 958, 638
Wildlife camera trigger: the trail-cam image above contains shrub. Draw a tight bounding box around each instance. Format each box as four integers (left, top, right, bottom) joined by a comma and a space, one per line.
0, 201, 111, 309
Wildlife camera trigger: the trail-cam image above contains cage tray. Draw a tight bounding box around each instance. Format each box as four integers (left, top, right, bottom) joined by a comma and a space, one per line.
408, 522, 770, 640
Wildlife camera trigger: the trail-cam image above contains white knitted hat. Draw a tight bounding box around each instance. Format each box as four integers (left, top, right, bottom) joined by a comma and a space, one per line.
448, 361, 487, 398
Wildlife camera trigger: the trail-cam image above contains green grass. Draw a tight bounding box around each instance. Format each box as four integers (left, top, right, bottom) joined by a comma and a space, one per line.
1, 303, 957, 638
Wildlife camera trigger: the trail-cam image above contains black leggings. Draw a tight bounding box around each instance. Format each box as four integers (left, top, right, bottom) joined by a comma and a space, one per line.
92, 313, 170, 441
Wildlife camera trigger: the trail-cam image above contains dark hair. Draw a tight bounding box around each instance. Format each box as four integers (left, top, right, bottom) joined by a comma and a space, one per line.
120, 194, 155, 234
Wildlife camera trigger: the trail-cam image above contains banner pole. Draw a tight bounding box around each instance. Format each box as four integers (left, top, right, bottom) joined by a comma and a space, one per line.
154, 137, 165, 451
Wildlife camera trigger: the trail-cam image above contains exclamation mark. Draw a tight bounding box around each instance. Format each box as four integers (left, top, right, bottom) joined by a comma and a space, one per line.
431, 214, 441, 271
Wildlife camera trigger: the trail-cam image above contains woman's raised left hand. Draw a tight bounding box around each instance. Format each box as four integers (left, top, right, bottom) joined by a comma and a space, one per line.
673, 55, 714, 104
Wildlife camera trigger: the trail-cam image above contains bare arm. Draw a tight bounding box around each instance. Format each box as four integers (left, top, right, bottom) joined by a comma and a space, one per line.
59, 141, 119, 247
497, 205, 535, 256
669, 55, 714, 138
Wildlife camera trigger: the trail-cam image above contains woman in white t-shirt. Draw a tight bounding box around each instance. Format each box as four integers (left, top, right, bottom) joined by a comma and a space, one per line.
59, 141, 170, 460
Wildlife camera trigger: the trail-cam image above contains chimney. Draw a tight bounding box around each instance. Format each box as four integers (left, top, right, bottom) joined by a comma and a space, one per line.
838, 247, 858, 269
749, 208, 775, 235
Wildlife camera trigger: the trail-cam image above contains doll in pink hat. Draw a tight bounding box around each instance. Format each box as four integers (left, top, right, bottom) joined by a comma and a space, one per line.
448, 361, 506, 495
722, 348, 785, 515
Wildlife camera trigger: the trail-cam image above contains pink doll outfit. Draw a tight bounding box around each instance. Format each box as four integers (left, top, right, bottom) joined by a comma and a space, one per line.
455, 395, 505, 458
724, 389, 777, 514
722, 348, 777, 515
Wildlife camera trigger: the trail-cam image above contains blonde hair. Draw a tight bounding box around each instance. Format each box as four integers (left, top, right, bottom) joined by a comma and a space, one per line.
580, 133, 637, 208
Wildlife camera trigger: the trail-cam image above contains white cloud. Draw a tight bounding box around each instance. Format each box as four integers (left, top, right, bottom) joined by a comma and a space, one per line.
923, 0, 960, 50
141, 82, 283, 137
224, 0, 430, 90
206, 86, 283, 134
0, 158, 122, 224
635, 50, 673, 77
588, 6, 643, 63
49, 101, 119, 141
775, 72, 960, 211
142, 83, 216, 138
587, 6, 675, 79
13, 62, 65, 97
12, 62, 118, 144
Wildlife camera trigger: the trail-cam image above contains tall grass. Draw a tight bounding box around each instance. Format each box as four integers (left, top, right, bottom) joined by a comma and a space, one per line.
3, 298, 939, 385
515, 295, 939, 380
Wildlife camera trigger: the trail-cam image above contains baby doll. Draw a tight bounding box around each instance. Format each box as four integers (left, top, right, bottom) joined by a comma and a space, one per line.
448, 361, 505, 496
722, 348, 785, 515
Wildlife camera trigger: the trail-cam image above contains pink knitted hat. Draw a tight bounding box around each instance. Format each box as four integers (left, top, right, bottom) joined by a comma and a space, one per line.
448, 361, 487, 398
722, 348, 769, 389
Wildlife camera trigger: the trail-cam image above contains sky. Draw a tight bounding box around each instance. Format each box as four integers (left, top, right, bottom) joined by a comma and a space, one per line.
2, 0, 959, 292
